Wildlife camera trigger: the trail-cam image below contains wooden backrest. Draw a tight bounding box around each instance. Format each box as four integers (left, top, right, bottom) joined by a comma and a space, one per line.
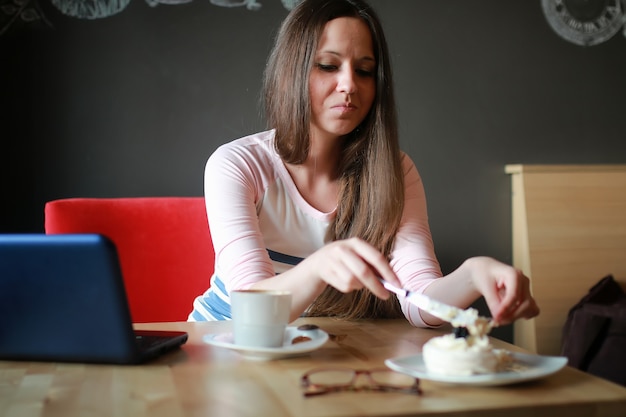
45, 197, 214, 323
506, 165, 626, 355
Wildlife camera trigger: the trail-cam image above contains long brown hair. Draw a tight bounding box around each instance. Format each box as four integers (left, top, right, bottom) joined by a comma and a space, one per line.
263, 0, 404, 319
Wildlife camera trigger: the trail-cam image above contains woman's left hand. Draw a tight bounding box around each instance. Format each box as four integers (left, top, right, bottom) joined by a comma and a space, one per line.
468, 257, 540, 325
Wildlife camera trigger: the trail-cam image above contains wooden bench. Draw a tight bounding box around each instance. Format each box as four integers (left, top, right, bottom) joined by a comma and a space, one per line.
506, 164, 626, 355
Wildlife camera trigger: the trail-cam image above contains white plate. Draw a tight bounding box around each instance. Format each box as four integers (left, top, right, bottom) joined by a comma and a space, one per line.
385, 352, 568, 386
203, 326, 329, 360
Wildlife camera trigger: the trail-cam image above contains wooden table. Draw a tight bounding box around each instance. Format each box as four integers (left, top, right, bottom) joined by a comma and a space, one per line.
1, 318, 625, 417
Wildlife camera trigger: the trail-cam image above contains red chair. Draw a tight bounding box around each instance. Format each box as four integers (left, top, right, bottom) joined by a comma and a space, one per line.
44, 197, 214, 323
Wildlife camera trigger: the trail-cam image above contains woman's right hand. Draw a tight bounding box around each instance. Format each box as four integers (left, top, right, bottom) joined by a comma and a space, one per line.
300, 237, 401, 300
250, 237, 400, 321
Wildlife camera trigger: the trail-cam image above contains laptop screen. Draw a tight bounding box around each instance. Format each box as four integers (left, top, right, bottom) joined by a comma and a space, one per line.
0, 234, 187, 364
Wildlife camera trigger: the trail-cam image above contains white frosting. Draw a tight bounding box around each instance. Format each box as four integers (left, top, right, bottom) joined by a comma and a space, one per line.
464, 316, 494, 336
423, 334, 498, 376
423, 317, 501, 376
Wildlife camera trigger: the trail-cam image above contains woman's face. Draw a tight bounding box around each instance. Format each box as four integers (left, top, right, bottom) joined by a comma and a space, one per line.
309, 17, 376, 143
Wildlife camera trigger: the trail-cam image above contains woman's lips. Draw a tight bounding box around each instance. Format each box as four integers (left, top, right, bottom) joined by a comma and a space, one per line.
332, 103, 357, 114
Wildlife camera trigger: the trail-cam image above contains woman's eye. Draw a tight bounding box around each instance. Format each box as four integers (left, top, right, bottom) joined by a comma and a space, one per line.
356, 68, 374, 77
314, 63, 374, 77
316, 63, 338, 72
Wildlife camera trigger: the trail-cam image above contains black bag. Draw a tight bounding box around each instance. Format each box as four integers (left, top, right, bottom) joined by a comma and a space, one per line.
561, 275, 626, 386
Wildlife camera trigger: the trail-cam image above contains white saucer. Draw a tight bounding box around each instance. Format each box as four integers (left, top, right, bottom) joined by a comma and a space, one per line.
203, 326, 329, 360
385, 352, 567, 386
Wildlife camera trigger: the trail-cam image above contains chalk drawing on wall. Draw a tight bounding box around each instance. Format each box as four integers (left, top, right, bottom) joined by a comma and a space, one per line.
145, 0, 193, 6
204, 0, 303, 10
542, 0, 625, 46
281, 0, 300, 10
208, 0, 261, 10
1, 0, 303, 36
50, 0, 130, 19
46, 0, 302, 18
0, 0, 53, 36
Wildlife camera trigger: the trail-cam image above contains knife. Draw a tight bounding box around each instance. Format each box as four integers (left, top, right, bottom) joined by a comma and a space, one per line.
379, 279, 485, 327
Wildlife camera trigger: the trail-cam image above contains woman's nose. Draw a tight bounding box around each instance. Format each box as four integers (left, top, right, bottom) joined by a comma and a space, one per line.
336, 67, 357, 95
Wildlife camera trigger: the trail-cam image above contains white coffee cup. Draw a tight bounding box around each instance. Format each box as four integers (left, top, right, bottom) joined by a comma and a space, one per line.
230, 290, 292, 348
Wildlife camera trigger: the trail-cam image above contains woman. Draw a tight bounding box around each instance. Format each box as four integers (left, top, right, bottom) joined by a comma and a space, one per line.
189, 0, 539, 327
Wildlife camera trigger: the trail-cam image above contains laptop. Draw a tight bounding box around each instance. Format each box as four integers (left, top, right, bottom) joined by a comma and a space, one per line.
0, 233, 188, 364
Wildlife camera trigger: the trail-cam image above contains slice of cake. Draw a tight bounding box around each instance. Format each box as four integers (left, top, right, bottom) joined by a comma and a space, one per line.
422, 316, 509, 376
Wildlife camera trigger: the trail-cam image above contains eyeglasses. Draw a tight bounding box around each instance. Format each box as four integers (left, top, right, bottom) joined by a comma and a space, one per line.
300, 367, 421, 397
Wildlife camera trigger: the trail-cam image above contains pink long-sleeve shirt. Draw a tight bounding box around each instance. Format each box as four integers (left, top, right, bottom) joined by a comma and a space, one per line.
189, 129, 442, 326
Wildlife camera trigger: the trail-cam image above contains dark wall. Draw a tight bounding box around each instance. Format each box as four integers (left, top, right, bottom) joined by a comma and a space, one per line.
2, 0, 626, 340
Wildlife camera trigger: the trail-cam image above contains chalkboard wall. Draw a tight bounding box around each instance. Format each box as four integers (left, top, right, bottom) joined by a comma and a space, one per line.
2, 0, 626, 341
